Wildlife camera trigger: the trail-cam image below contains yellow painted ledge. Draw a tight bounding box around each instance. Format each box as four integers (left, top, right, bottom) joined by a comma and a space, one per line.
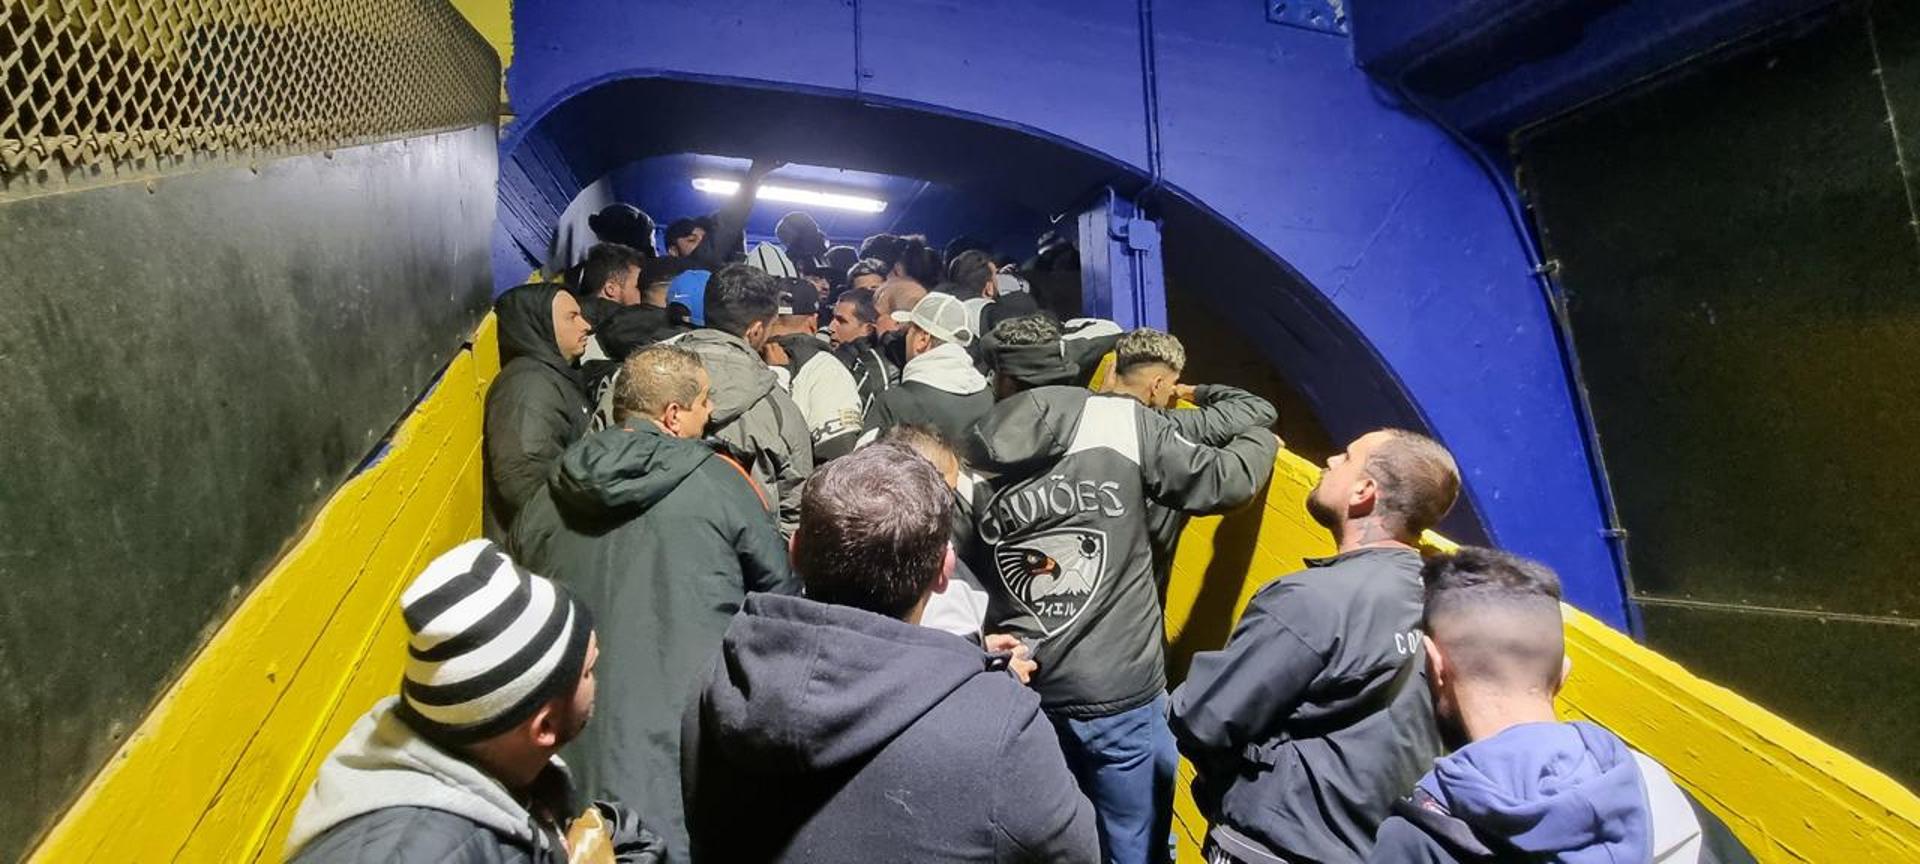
28, 318, 501, 864
1161, 447, 1920, 863
32, 336, 1919, 863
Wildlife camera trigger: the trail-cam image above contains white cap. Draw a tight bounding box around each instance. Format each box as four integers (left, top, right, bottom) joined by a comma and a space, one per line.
747, 242, 797, 279
891, 292, 974, 346
994, 273, 1030, 294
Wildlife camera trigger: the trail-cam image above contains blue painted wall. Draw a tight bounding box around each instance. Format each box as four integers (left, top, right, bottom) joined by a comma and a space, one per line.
496, 0, 1631, 625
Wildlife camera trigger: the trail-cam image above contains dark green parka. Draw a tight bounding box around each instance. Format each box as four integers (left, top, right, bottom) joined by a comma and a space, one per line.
509, 422, 798, 862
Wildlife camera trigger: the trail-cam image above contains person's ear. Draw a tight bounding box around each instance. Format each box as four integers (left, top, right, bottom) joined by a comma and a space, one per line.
1423, 633, 1446, 689
788, 531, 801, 571
1351, 474, 1378, 518
527, 699, 562, 749
935, 545, 955, 595
1554, 655, 1573, 697
661, 402, 683, 436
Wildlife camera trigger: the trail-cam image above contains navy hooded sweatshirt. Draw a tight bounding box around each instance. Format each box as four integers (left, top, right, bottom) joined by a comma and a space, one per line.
682, 593, 1100, 863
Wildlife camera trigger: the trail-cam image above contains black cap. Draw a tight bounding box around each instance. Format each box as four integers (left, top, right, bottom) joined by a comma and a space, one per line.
776, 276, 820, 317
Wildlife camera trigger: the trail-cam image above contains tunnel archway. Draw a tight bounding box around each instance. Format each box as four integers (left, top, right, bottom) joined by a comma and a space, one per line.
495, 72, 1490, 542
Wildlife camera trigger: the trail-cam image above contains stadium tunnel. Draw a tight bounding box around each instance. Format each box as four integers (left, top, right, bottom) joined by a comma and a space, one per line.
6, 0, 1920, 861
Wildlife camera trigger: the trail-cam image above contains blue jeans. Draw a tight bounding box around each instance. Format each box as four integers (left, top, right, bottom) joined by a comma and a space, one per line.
1050, 694, 1178, 864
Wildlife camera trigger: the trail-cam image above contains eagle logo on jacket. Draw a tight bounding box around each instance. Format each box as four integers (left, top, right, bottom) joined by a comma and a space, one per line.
994, 528, 1107, 636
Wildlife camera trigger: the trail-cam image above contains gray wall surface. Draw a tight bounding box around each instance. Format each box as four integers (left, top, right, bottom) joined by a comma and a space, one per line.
0, 124, 497, 855
1516, 2, 1920, 784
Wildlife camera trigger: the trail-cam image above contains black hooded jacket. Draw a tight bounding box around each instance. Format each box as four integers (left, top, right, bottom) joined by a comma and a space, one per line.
832, 335, 897, 415
509, 423, 798, 862
484, 285, 591, 541
597, 303, 691, 360
683, 593, 1100, 863
579, 294, 624, 331
966, 388, 1277, 718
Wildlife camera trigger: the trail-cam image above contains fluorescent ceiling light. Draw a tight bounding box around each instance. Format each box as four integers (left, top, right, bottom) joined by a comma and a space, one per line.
691, 177, 887, 213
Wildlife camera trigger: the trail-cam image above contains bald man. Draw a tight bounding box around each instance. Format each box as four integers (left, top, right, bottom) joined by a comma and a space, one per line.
1171, 429, 1460, 864
873, 275, 929, 369
1369, 548, 1703, 863
874, 275, 928, 335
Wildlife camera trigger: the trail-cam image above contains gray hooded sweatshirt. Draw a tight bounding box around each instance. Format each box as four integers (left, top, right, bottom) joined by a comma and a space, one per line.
286, 697, 571, 863
670, 328, 814, 536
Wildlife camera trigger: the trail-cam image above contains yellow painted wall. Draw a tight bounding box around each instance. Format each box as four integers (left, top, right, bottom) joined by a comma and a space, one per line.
27, 319, 500, 863
451, 0, 512, 70
451, 0, 513, 109
29, 334, 1919, 862
1160, 447, 1920, 863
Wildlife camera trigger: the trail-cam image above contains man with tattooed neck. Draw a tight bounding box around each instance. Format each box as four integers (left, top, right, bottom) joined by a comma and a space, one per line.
1170, 430, 1461, 864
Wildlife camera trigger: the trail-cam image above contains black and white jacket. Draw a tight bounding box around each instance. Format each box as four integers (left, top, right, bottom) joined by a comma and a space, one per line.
964, 387, 1276, 718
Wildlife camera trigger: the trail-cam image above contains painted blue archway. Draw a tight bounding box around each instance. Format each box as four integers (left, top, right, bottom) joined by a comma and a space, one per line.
494, 0, 1632, 626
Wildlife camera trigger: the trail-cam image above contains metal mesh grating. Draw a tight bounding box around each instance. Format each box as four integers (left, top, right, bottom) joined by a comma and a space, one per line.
1, 0, 498, 197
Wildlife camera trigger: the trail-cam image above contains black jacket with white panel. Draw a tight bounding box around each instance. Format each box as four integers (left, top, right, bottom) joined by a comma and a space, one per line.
964, 387, 1276, 719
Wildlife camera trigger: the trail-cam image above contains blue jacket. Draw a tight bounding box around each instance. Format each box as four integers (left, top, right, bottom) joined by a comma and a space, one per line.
1370, 721, 1705, 864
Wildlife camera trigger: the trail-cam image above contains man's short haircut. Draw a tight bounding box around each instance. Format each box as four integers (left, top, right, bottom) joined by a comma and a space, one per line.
944, 235, 993, 262
947, 249, 997, 298
991, 313, 1063, 347
1114, 328, 1186, 377
580, 243, 643, 295
639, 255, 694, 292
895, 235, 944, 287
880, 423, 964, 475
703, 263, 781, 337
794, 443, 953, 619
839, 288, 880, 326
1422, 546, 1565, 692
859, 234, 907, 271
847, 257, 888, 285
880, 277, 928, 317
665, 217, 703, 244
616, 344, 706, 422
1364, 429, 1461, 537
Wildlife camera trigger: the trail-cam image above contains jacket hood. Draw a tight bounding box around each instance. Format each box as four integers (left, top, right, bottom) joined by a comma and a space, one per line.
597, 303, 689, 360
285, 697, 551, 855
673, 328, 777, 426
967, 386, 1094, 473
553, 424, 714, 517
1419, 720, 1651, 864
901, 340, 988, 395
774, 332, 829, 372
700, 593, 1001, 774
497, 284, 569, 372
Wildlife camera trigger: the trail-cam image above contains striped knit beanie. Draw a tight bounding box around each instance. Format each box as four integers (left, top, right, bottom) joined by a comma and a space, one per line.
392, 539, 594, 746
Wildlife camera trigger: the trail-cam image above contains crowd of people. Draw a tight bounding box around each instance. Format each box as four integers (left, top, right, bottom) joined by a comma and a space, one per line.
284, 178, 1711, 864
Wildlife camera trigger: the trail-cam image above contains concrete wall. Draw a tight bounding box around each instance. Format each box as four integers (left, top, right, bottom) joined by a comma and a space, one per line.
27, 322, 501, 863
0, 126, 497, 857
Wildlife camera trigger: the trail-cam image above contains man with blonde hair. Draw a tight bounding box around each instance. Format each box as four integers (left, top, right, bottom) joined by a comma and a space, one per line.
1172, 429, 1460, 864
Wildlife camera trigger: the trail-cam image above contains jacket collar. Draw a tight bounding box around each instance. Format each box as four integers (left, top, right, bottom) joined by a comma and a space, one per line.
1303, 545, 1422, 568
901, 341, 987, 394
